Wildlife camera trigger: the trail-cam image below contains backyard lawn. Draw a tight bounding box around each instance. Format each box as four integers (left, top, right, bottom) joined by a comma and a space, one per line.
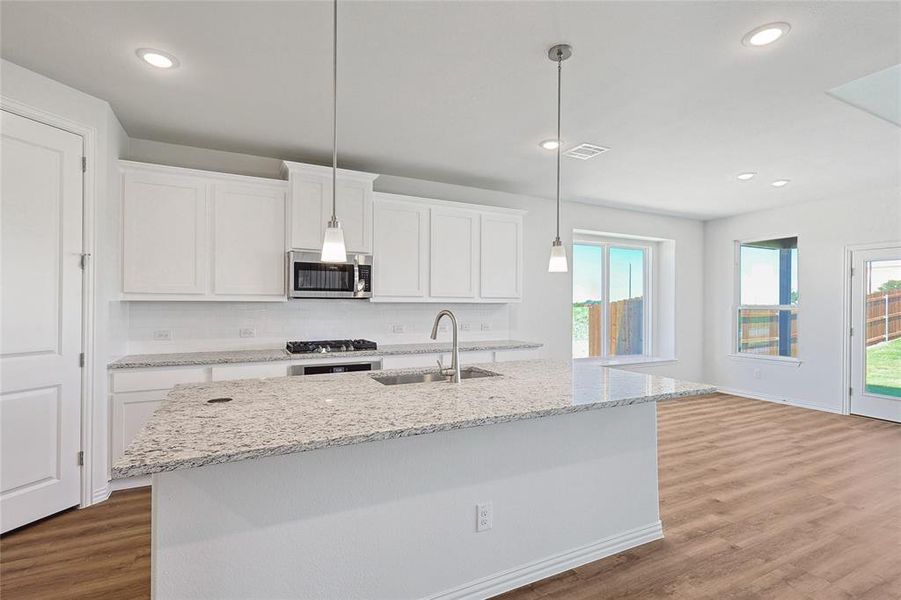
866, 337, 901, 398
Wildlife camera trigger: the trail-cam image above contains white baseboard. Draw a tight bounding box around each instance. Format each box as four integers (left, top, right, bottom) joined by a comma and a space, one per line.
109, 475, 152, 492
90, 485, 111, 505
718, 387, 844, 415
427, 520, 664, 600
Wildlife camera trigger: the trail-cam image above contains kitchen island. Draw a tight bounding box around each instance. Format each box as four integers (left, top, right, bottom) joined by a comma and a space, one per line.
114, 359, 714, 599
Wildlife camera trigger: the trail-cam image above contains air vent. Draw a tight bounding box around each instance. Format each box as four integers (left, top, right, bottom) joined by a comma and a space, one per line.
563, 143, 610, 160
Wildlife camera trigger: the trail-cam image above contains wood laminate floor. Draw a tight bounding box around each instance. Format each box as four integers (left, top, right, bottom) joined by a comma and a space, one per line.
2, 394, 899, 599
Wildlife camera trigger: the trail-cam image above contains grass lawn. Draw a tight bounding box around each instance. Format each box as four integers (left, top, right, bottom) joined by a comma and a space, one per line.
866, 337, 901, 398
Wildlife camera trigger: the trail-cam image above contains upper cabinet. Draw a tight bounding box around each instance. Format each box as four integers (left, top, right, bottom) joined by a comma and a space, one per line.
371, 193, 524, 303
121, 161, 287, 301
281, 161, 377, 254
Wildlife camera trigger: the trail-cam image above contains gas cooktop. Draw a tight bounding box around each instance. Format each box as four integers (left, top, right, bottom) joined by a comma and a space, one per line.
286, 339, 378, 354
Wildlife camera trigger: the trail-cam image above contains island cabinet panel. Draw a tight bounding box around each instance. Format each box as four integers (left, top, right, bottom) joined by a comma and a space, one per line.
211, 183, 286, 297
122, 170, 208, 295
371, 193, 524, 303
480, 213, 523, 299
282, 161, 377, 254
372, 197, 429, 298
120, 161, 289, 301
430, 207, 480, 298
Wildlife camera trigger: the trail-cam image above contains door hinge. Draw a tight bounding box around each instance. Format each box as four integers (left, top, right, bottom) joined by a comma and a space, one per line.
82, 156, 87, 172
77, 451, 84, 466
79, 352, 85, 368
850, 267, 855, 277
80, 253, 91, 270
849, 386, 853, 396
850, 327, 854, 337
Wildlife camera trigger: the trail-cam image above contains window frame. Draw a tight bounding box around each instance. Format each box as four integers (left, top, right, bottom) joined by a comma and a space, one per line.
732, 236, 800, 361
572, 238, 654, 359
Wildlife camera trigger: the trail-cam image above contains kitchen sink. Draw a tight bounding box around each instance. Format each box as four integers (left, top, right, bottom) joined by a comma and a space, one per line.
372, 366, 500, 386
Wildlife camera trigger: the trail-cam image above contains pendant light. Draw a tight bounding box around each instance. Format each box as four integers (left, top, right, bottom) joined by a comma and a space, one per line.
321, 0, 347, 263
547, 44, 572, 273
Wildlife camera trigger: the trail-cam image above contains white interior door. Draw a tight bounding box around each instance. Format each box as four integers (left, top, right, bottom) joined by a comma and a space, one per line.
850, 245, 901, 423
1, 110, 84, 532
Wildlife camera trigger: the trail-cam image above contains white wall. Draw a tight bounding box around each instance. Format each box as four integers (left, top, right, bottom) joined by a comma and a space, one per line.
124, 139, 707, 381
1, 59, 128, 503
703, 188, 901, 413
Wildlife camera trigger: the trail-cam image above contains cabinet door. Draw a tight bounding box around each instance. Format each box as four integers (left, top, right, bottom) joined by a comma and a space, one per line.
328, 180, 372, 254
123, 171, 208, 294
480, 213, 522, 299
111, 390, 166, 463
373, 198, 429, 298
430, 208, 479, 298
289, 173, 328, 251
212, 183, 286, 296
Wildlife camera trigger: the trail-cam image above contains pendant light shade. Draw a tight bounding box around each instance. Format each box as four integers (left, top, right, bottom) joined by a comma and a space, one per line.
548, 239, 568, 272
321, 217, 347, 263
547, 44, 572, 273
320, 0, 347, 263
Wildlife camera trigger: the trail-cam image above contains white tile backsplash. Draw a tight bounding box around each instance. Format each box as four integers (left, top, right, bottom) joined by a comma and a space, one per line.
126, 301, 511, 354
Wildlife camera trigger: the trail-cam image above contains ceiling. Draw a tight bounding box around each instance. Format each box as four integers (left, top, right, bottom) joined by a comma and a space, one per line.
2, 1, 899, 220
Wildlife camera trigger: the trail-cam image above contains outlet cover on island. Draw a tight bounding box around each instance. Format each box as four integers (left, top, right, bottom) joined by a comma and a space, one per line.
239, 328, 256, 339
152, 329, 172, 341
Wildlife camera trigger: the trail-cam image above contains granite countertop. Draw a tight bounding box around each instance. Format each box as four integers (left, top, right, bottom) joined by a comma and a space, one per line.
112, 359, 715, 478
108, 340, 543, 369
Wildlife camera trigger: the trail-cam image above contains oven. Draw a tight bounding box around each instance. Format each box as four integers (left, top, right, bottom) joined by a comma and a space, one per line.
288, 251, 372, 299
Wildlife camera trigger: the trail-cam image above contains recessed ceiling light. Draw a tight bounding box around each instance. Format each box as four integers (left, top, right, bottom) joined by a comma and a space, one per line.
136, 48, 179, 69
736, 172, 756, 181
539, 139, 560, 150
742, 22, 791, 47
771, 179, 790, 187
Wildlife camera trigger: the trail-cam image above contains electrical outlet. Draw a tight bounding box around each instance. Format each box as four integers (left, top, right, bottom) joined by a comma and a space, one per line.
152, 329, 172, 341
481, 323, 491, 332
239, 327, 256, 339
460, 323, 472, 332
753, 368, 762, 380
392, 324, 406, 334
438, 324, 449, 333
476, 502, 493, 532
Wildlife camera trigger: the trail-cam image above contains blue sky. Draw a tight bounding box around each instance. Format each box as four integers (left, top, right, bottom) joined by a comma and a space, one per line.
573, 245, 644, 303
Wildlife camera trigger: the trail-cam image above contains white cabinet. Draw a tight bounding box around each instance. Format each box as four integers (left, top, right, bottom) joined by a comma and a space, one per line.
372, 197, 429, 298
212, 183, 286, 297
480, 213, 522, 299
281, 161, 377, 254
123, 170, 208, 294
371, 193, 525, 303
120, 161, 288, 301
430, 207, 480, 299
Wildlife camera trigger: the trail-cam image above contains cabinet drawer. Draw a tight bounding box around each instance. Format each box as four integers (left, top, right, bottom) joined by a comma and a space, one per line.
112, 367, 208, 393
494, 349, 542, 362
455, 351, 494, 365
380, 354, 440, 370
211, 363, 289, 381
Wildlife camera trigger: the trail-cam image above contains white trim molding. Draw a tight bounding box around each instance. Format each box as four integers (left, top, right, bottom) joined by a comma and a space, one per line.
427, 521, 664, 600
718, 387, 843, 415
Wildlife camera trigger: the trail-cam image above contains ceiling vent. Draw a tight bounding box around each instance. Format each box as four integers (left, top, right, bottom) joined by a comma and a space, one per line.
563, 143, 610, 160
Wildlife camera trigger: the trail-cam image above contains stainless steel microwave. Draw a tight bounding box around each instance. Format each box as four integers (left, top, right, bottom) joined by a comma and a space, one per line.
287, 251, 372, 299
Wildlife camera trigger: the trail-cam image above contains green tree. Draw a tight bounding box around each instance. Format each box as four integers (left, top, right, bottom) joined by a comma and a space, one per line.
879, 280, 901, 292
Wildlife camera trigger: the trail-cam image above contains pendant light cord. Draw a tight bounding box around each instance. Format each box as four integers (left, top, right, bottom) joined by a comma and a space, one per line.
555, 50, 562, 243
331, 0, 338, 222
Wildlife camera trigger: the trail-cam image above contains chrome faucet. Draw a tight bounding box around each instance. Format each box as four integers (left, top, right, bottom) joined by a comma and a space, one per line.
431, 309, 461, 383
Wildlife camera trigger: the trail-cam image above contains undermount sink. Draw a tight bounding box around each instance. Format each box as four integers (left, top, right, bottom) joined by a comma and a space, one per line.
372, 366, 501, 386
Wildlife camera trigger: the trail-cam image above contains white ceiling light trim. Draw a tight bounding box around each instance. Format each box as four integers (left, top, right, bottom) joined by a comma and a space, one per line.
136, 48, 179, 69
736, 172, 756, 181
547, 43, 572, 274
742, 22, 791, 47
771, 179, 791, 187
539, 139, 561, 150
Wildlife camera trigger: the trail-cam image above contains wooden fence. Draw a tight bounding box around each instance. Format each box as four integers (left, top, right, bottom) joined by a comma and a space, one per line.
738, 309, 798, 356
585, 297, 643, 356
866, 289, 901, 346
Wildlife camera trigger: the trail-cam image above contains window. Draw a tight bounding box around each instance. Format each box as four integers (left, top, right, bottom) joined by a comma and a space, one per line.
573, 241, 650, 359
736, 237, 798, 357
